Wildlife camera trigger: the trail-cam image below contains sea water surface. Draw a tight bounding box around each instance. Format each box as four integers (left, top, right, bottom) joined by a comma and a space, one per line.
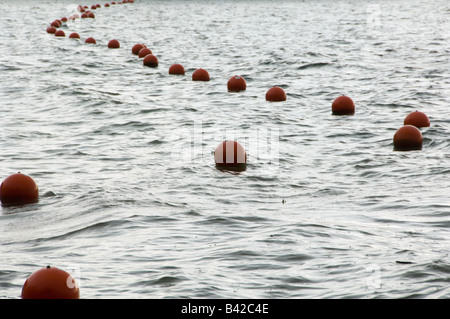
0, 0, 449, 299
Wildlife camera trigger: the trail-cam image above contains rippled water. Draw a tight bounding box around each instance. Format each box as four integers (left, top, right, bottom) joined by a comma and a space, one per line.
1, 0, 449, 299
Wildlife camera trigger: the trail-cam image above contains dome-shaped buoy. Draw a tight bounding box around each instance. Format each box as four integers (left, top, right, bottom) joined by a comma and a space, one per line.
50, 21, 60, 28
108, 39, 120, 49
393, 125, 423, 151
214, 140, 247, 170
54, 30, 65, 37
87, 12, 95, 18
69, 32, 80, 39
105, 3, 110, 7
0, 173, 39, 206
46, 26, 57, 34
138, 47, 152, 58
192, 68, 210, 81
227, 75, 246, 92
85, 37, 96, 44
169, 64, 185, 75
404, 111, 430, 128
332, 95, 355, 115
21, 266, 80, 299
81, 13, 88, 18
143, 54, 158, 67
132, 43, 146, 55
265, 86, 286, 101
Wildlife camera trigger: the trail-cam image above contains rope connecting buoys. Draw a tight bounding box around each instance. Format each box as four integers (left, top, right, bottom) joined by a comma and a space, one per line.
21, 266, 80, 299
0, 173, 39, 206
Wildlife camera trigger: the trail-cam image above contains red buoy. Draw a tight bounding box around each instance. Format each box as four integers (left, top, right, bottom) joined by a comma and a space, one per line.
46, 26, 57, 34
214, 140, 247, 169
54, 30, 65, 37
85, 37, 96, 44
265, 86, 286, 101
393, 125, 423, 151
169, 64, 185, 75
132, 43, 146, 55
138, 47, 152, 58
404, 111, 430, 128
192, 68, 210, 81
21, 266, 80, 299
87, 12, 95, 18
108, 39, 120, 49
50, 21, 60, 28
105, 3, 110, 7
227, 75, 246, 92
69, 32, 80, 39
143, 54, 158, 67
81, 13, 88, 18
0, 173, 38, 206
332, 95, 355, 115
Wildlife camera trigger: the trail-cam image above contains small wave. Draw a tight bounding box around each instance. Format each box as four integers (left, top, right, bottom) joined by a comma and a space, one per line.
296, 62, 330, 70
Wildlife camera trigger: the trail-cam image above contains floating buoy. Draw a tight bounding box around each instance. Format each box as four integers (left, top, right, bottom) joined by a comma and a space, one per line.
81, 13, 88, 18
61, 17, 68, 22
91, 5, 97, 9
169, 64, 185, 75
404, 111, 430, 128
132, 43, 146, 55
69, 32, 80, 39
265, 86, 286, 101
138, 47, 152, 58
332, 95, 355, 115
108, 39, 120, 49
21, 266, 80, 299
214, 140, 247, 170
96, 4, 101, 8
85, 37, 96, 44
393, 125, 423, 151
227, 75, 246, 92
105, 3, 110, 7
50, 21, 60, 28
87, 12, 95, 18
192, 68, 210, 81
143, 54, 158, 67
111, 1, 116, 4
46, 26, 56, 34
0, 173, 39, 206
54, 30, 65, 37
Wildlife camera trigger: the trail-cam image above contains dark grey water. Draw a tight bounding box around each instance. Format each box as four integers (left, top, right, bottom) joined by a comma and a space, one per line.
0, 0, 449, 299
